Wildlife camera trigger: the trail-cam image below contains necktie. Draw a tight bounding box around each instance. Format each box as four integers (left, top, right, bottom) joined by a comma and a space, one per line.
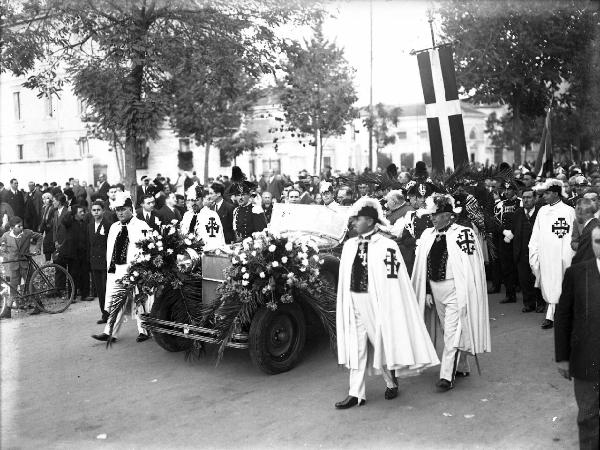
189, 214, 197, 234
146, 213, 150, 224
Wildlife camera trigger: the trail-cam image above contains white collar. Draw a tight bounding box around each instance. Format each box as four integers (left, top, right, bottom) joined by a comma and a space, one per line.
9, 230, 23, 238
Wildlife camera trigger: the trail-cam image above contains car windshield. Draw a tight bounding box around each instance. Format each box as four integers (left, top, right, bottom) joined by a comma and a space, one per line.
268, 203, 350, 245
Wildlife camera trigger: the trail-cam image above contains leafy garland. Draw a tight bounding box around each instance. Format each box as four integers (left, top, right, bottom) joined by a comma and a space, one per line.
106, 222, 204, 344
200, 230, 337, 360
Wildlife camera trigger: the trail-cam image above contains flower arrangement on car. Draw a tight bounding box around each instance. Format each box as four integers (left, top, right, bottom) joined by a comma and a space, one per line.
200, 230, 336, 359
106, 222, 204, 339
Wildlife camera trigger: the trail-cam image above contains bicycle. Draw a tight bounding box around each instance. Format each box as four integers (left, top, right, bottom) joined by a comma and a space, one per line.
0, 253, 75, 316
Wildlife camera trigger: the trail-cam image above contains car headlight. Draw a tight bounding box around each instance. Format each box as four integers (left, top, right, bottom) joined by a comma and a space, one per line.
176, 248, 200, 273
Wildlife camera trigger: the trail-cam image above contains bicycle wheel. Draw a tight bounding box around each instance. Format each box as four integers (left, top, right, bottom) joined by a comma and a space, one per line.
29, 263, 75, 314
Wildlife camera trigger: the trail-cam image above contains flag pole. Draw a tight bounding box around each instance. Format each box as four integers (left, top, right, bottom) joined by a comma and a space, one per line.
368, 0, 374, 171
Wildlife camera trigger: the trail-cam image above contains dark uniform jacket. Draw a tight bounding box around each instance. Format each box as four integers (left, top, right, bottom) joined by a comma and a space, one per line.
157, 205, 182, 224
233, 203, 267, 241
216, 200, 236, 244
571, 218, 600, 265
511, 206, 540, 263
53, 206, 74, 259
555, 260, 600, 381
88, 218, 111, 270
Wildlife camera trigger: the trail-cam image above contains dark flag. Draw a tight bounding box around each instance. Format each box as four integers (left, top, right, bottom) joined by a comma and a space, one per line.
416, 45, 468, 173
534, 108, 552, 177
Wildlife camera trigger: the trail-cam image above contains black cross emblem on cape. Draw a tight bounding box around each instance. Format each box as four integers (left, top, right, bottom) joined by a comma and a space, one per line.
383, 248, 400, 279
456, 229, 476, 255
552, 218, 570, 238
205, 217, 220, 237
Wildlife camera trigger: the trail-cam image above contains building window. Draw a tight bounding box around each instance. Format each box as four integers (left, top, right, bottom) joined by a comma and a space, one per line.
323, 156, 332, 169
400, 153, 414, 170
78, 137, 89, 157
77, 98, 86, 116
45, 95, 55, 118
469, 128, 477, 140
13, 92, 21, 120
17, 144, 23, 160
179, 138, 191, 153
46, 142, 55, 159
418, 130, 428, 139
397, 131, 407, 140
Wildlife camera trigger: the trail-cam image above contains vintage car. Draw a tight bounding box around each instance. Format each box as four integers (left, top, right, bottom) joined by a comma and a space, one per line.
140, 203, 350, 374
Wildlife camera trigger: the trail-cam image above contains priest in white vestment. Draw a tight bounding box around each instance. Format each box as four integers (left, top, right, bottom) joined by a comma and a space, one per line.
529, 179, 575, 329
181, 184, 226, 252
413, 194, 491, 392
335, 198, 439, 409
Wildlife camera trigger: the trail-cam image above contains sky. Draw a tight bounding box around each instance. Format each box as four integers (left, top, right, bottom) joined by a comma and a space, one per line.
322, 1, 437, 107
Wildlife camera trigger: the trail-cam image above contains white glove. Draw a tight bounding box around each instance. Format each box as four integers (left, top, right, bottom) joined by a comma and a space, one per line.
425, 293, 433, 307
502, 229, 514, 243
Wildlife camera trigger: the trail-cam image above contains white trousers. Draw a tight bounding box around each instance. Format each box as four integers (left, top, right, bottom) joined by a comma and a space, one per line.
430, 280, 470, 382
546, 303, 556, 321
102, 265, 150, 339
348, 293, 396, 401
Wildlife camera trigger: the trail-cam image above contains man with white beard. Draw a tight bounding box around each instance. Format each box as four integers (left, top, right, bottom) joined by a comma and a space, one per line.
529, 179, 576, 330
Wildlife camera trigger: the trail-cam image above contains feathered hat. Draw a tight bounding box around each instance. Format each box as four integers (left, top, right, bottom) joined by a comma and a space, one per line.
542, 178, 567, 197
425, 193, 461, 215
414, 161, 429, 180
406, 180, 435, 198
229, 166, 257, 195
351, 196, 390, 227
185, 182, 204, 200
319, 181, 334, 194
113, 191, 133, 208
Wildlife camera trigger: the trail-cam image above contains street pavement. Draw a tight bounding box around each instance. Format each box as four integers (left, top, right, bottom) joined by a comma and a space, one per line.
1, 292, 578, 449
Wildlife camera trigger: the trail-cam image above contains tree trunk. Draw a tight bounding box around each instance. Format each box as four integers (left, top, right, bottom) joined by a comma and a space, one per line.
203, 140, 212, 185
512, 105, 522, 166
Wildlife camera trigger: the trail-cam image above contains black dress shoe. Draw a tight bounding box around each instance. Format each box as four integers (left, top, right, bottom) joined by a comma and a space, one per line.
499, 297, 516, 304
92, 333, 116, 343
136, 333, 150, 342
454, 371, 470, 378
96, 318, 107, 324
385, 387, 399, 400
522, 305, 535, 313
535, 304, 546, 313
436, 379, 454, 392
541, 319, 554, 329
335, 396, 365, 409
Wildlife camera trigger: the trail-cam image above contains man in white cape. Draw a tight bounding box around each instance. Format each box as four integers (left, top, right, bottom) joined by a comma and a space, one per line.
412, 194, 491, 392
335, 197, 439, 409
91, 191, 151, 343
181, 183, 226, 252
529, 179, 575, 329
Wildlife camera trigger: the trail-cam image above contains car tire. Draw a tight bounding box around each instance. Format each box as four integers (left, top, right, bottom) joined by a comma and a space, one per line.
249, 303, 306, 375
150, 288, 191, 353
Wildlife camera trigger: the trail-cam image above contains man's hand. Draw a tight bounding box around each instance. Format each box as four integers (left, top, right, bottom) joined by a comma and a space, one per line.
425, 294, 433, 307
557, 361, 571, 380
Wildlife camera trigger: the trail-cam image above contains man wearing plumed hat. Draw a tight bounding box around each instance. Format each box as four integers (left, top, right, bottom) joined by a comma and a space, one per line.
335, 197, 439, 409
529, 179, 576, 329
412, 194, 491, 392
230, 166, 267, 242
92, 191, 151, 343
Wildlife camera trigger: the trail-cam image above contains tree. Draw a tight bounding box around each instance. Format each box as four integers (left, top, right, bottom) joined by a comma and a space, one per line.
278, 21, 357, 174
2, 0, 317, 194
363, 103, 402, 156
439, 0, 599, 165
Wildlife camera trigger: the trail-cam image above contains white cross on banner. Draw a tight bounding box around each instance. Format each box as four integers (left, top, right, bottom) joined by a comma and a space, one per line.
416, 45, 468, 173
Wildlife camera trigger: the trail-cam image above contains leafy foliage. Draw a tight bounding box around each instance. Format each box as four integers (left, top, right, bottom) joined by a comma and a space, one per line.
278, 20, 357, 173
363, 102, 403, 152
440, 0, 600, 163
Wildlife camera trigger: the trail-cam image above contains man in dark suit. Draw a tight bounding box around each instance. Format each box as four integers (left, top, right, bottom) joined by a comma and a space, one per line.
135, 176, 154, 208
555, 225, 600, 450
571, 198, 600, 266
136, 194, 162, 232
96, 174, 110, 201
511, 188, 544, 313
52, 193, 75, 294
88, 200, 111, 323
5, 179, 25, 221
265, 170, 285, 201
156, 192, 182, 224
209, 182, 235, 243
71, 205, 91, 301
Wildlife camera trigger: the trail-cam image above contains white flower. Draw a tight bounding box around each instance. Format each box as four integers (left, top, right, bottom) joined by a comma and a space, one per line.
130, 276, 136, 281
167, 249, 174, 255
242, 280, 249, 286
187, 233, 195, 239
156, 241, 163, 247
281, 256, 288, 264
259, 272, 266, 278
171, 219, 179, 224
272, 261, 279, 268
302, 259, 309, 266
152, 230, 159, 237
145, 254, 151, 261
240, 253, 247, 259
287, 273, 294, 279
254, 242, 262, 249
215, 249, 221, 255
268, 244, 276, 252
241, 267, 246, 273
312, 255, 319, 261
232, 257, 238, 264
319, 259, 324, 264
133, 271, 139, 277
299, 266, 306, 272
184, 238, 192, 245
148, 243, 155, 249
168, 227, 176, 235
242, 273, 250, 279
285, 242, 293, 252
251, 251, 257, 257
